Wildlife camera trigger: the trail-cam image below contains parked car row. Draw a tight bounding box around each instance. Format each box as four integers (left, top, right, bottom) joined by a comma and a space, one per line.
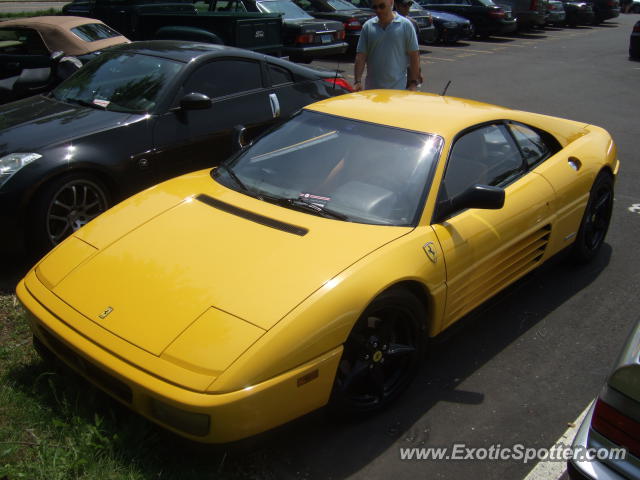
0, 40, 353, 253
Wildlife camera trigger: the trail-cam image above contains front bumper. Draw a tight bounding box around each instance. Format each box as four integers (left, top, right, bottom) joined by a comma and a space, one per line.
418, 25, 437, 43
284, 41, 349, 58
17, 272, 342, 443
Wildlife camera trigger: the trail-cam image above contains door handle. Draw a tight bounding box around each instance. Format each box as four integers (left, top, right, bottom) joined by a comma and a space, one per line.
269, 93, 280, 118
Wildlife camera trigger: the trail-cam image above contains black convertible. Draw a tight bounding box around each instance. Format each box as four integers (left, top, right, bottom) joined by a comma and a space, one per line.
0, 40, 352, 254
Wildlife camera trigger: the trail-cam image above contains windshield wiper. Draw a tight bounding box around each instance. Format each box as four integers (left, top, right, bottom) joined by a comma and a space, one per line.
276, 197, 349, 221
63, 97, 106, 110
217, 163, 250, 193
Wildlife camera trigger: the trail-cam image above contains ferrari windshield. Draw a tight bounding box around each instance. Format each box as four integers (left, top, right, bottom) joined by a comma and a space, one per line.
214, 111, 443, 226
52, 52, 182, 113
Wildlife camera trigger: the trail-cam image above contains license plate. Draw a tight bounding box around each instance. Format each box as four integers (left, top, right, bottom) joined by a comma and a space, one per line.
321, 34, 332, 44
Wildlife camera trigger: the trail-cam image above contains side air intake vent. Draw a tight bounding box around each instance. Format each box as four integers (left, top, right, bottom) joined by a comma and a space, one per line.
196, 194, 308, 236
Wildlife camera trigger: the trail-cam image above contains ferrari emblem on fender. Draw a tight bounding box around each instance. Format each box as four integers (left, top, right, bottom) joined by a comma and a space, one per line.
98, 306, 114, 319
423, 242, 437, 263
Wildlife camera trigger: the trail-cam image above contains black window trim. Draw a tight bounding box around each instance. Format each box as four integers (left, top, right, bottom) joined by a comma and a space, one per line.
431, 119, 528, 225
503, 120, 557, 171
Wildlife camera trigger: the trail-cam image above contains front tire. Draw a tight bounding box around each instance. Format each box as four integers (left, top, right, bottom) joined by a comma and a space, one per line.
571, 171, 613, 263
29, 172, 110, 254
330, 288, 426, 415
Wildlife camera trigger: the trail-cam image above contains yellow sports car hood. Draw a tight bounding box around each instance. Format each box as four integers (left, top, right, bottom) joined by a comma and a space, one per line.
40, 179, 411, 357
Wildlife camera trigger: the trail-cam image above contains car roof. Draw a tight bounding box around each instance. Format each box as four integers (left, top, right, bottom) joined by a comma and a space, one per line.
0, 16, 129, 56
305, 91, 514, 139
105, 40, 336, 77
306, 90, 588, 144
106, 40, 265, 62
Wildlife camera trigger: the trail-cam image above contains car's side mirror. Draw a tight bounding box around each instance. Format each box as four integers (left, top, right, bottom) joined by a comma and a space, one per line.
436, 184, 505, 223
232, 124, 249, 153
179, 92, 212, 111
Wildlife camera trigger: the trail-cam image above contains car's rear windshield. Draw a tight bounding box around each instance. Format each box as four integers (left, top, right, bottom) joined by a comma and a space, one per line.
53, 51, 182, 114
326, 0, 360, 10
70, 23, 123, 42
214, 110, 443, 226
257, 0, 315, 18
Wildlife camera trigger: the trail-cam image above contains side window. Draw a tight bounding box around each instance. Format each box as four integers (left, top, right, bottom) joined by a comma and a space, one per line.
507, 122, 551, 169
184, 59, 263, 98
441, 123, 524, 201
0, 28, 48, 55
268, 63, 294, 86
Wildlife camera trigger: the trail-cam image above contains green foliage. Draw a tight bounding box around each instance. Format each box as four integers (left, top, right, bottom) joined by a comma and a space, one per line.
0, 8, 62, 19
0, 293, 278, 479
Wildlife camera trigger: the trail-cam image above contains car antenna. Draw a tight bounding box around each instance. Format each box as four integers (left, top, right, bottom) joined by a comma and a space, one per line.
441, 80, 451, 96
333, 62, 340, 89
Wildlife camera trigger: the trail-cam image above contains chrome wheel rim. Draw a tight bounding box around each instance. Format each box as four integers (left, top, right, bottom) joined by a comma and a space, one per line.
46, 179, 108, 245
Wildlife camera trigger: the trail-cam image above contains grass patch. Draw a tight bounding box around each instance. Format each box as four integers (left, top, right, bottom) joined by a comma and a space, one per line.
0, 8, 62, 19
0, 292, 278, 479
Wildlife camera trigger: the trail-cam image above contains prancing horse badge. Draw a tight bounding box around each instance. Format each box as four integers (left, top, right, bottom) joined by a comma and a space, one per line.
423, 242, 437, 263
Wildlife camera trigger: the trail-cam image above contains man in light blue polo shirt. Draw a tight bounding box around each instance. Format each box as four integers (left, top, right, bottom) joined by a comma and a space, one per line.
353, 0, 421, 91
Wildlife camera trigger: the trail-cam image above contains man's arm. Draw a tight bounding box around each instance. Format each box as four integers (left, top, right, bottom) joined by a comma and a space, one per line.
354, 52, 367, 92
407, 50, 420, 91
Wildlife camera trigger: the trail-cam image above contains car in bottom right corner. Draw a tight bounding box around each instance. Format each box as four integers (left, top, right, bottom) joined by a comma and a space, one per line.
568, 319, 640, 479
630, 20, 640, 60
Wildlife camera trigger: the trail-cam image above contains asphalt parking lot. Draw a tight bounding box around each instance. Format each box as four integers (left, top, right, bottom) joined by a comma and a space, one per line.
286, 14, 640, 480
1, 12, 639, 480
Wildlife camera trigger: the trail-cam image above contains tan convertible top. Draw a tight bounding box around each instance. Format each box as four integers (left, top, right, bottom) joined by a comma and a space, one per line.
0, 16, 129, 56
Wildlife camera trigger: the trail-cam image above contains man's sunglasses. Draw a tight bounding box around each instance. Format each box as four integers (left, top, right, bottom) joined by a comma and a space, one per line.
371, 2, 386, 9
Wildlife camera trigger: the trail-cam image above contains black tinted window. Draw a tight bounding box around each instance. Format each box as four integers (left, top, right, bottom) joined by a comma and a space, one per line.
0, 27, 48, 55
185, 59, 263, 98
507, 123, 550, 168
268, 63, 293, 86
442, 124, 523, 201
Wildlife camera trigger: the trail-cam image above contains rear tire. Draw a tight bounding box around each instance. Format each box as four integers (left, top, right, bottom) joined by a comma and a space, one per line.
570, 171, 613, 263
330, 288, 426, 416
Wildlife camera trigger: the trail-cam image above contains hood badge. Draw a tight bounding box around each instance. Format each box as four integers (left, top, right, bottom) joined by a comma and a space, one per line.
423, 242, 437, 263
98, 306, 114, 319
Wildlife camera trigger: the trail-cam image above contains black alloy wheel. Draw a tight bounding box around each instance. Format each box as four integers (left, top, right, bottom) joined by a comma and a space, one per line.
571, 171, 614, 263
331, 288, 425, 415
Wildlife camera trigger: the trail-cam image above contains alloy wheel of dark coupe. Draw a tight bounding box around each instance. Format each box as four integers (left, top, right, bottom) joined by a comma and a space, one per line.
31, 173, 110, 252
571, 170, 614, 263
331, 288, 425, 415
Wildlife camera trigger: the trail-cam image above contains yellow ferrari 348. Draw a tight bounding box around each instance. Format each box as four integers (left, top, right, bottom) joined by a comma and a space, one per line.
17, 91, 619, 443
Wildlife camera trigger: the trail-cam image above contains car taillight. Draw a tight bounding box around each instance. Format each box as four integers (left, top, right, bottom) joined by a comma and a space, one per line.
344, 18, 362, 30
336, 30, 346, 40
323, 77, 354, 92
592, 398, 640, 458
295, 34, 315, 44
489, 7, 505, 17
